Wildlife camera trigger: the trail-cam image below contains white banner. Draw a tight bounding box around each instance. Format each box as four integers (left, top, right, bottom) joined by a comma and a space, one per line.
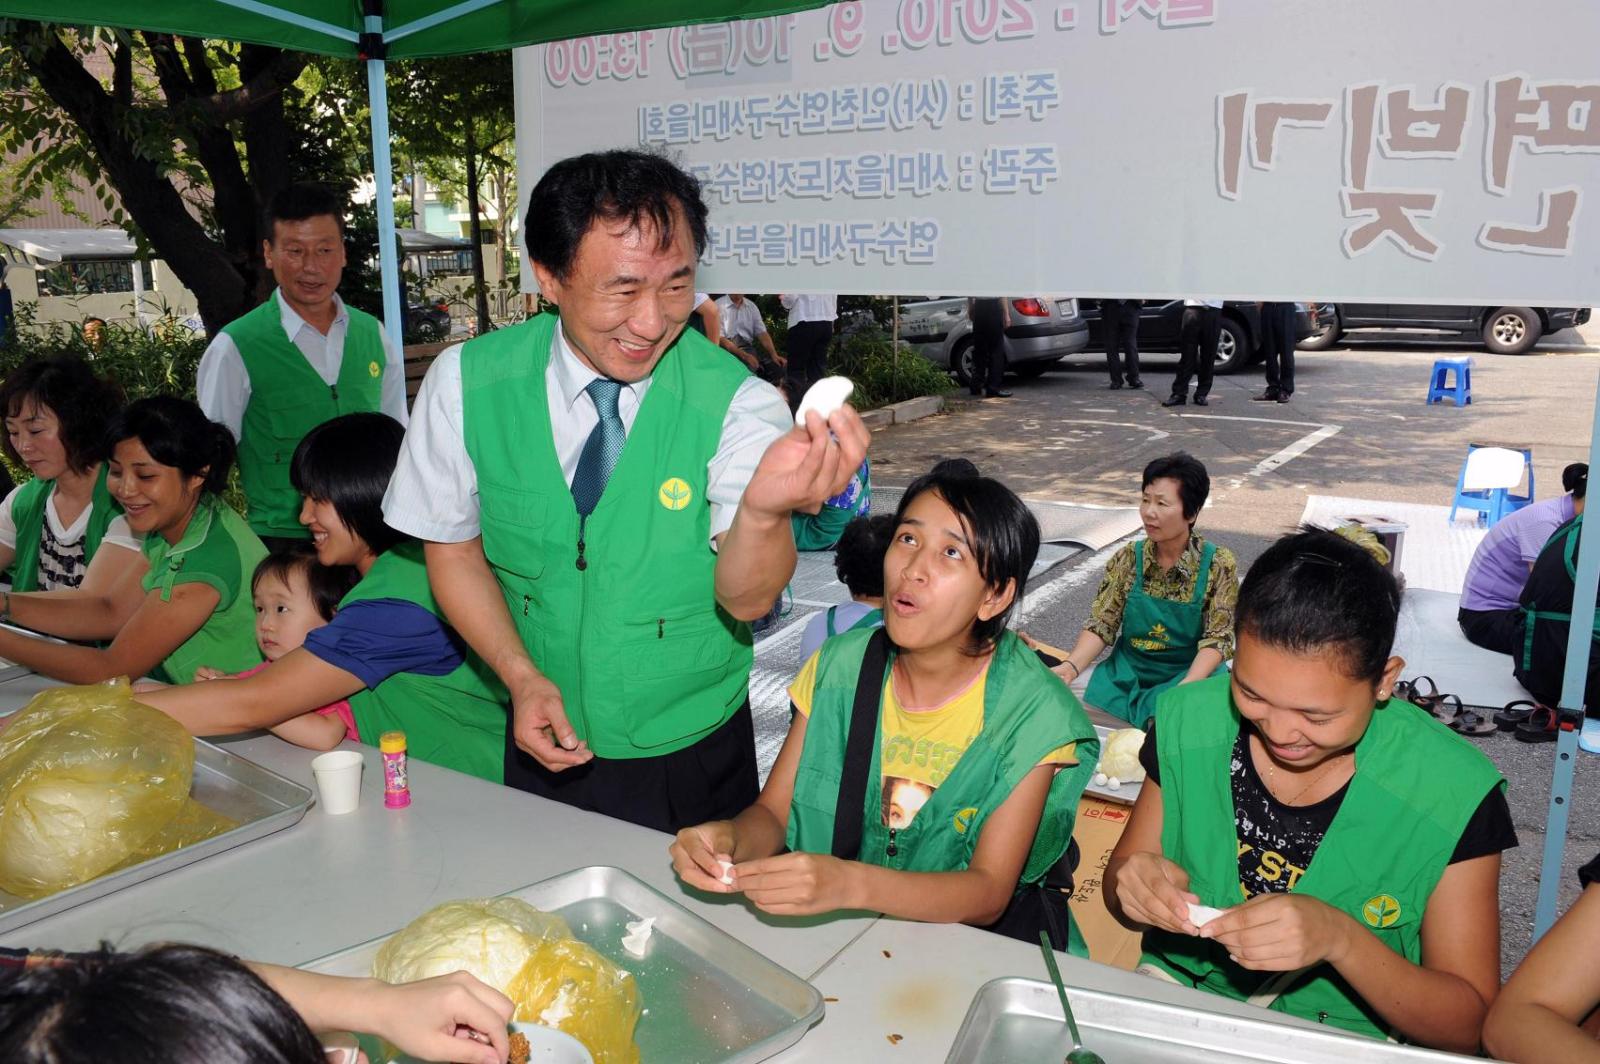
514, 0, 1600, 303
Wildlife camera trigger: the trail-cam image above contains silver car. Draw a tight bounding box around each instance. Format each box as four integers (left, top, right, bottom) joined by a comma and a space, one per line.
897, 296, 1090, 387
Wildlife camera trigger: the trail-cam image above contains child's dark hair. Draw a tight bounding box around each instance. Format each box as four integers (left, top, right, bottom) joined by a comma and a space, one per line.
893, 466, 1040, 653
1236, 526, 1402, 686
1142, 451, 1210, 525
290, 412, 407, 556
0, 942, 326, 1064
107, 397, 234, 495
252, 544, 358, 622
1563, 462, 1589, 499
834, 513, 895, 599
0, 356, 125, 473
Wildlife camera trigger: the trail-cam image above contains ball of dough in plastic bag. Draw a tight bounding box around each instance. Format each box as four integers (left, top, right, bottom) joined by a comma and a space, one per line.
506, 938, 641, 1064
1098, 727, 1148, 783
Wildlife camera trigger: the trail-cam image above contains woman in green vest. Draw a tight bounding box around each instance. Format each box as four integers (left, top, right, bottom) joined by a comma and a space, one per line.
140, 413, 508, 783
671, 465, 1099, 951
0, 355, 142, 592
1106, 528, 1514, 1052
0, 398, 263, 684
1051, 452, 1239, 727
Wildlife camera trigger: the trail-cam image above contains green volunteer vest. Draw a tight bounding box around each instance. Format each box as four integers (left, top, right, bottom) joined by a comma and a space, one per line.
1143, 675, 1504, 1039
223, 291, 387, 538
340, 541, 509, 784
1520, 515, 1600, 673
787, 629, 1099, 921
825, 605, 883, 639
8, 465, 121, 592
139, 495, 267, 684
461, 313, 752, 759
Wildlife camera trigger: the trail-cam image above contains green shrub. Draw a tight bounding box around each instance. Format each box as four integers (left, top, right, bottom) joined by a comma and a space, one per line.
828, 327, 953, 411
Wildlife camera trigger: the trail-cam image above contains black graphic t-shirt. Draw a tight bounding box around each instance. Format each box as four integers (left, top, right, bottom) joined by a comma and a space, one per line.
1141, 721, 1517, 900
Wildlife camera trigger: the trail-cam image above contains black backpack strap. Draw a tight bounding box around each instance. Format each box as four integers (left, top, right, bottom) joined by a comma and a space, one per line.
831, 628, 891, 861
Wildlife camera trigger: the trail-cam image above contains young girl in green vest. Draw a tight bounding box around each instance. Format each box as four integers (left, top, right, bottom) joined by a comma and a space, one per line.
0, 397, 265, 684
0, 356, 142, 593
672, 465, 1099, 950
139, 413, 509, 783
1107, 527, 1514, 1052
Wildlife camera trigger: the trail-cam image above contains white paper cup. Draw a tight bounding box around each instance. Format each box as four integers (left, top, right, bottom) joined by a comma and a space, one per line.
310, 750, 364, 815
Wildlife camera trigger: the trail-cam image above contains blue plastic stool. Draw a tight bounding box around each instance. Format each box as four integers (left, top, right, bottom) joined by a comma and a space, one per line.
1449, 443, 1534, 527
1426, 356, 1472, 406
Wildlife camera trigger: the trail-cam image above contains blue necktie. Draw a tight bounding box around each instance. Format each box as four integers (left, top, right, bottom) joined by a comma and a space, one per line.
571, 378, 625, 517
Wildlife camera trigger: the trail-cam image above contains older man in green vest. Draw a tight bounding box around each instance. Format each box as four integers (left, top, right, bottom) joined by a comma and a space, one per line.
384, 150, 870, 833
198, 183, 408, 550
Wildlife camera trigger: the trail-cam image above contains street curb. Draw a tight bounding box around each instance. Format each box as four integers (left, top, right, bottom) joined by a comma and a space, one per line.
884, 395, 945, 424
860, 408, 895, 431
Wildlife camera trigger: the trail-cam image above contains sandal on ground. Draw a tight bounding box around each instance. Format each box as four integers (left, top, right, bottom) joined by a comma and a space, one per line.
1394, 676, 1439, 706
1494, 700, 1540, 731
1450, 708, 1498, 738
1427, 693, 1465, 727
1514, 705, 1563, 743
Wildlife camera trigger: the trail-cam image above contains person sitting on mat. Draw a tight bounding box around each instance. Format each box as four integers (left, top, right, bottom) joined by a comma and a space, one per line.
798, 512, 893, 661
1049, 452, 1238, 727
670, 463, 1099, 952
1483, 851, 1600, 1063
1460, 462, 1587, 656
1107, 527, 1515, 1052
1506, 510, 1600, 751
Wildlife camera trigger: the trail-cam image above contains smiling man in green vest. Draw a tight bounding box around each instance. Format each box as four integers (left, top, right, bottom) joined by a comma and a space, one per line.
198, 183, 408, 551
383, 150, 871, 833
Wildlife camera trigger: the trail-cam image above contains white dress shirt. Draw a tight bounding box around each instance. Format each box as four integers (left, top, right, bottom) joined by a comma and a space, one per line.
779, 294, 838, 327
196, 289, 408, 439
717, 297, 768, 348
383, 323, 791, 544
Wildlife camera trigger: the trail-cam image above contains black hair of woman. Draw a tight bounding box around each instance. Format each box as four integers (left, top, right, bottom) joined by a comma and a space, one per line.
290, 412, 408, 555
0, 355, 125, 473
1563, 462, 1588, 499
1236, 525, 1402, 687
833, 512, 896, 598
1141, 451, 1210, 525
928, 457, 980, 479
106, 396, 235, 496
0, 942, 327, 1064
893, 466, 1040, 651
252, 544, 359, 622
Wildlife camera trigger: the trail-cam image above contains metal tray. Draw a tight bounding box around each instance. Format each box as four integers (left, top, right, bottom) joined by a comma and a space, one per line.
946, 977, 1471, 1063
304, 865, 825, 1064
0, 739, 314, 933
1082, 724, 1144, 806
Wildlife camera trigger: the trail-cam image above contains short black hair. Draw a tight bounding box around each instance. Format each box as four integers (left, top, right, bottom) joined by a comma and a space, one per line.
1142, 451, 1210, 525
264, 182, 346, 241
252, 544, 358, 622
290, 412, 407, 556
1564, 462, 1589, 499
0, 942, 326, 1064
929, 457, 980, 479
893, 467, 1040, 653
834, 513, 895, 598
1236, 526, 1402, 686
0, 356, 125, 473
524, 150, 709, 281
107, 397, 234, 496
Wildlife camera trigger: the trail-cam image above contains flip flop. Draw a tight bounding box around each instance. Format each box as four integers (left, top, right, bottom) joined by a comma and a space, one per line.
1426, 693, 1465, 727
1514, 706, 1562, 743
1494, 700, 1539, 731
1450, 708, 1498, 738
1394, 676, 1440, 707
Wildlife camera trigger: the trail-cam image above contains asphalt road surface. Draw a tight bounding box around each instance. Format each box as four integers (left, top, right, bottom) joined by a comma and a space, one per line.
864, 317, 1600, 972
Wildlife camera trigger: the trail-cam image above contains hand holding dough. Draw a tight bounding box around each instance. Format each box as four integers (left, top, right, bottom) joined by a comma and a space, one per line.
794, 376, 854, 427
1188, 903, 1227, 929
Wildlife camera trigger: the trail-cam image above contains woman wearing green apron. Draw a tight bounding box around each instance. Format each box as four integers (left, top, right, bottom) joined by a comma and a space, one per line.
0, 356, 143, 593
1054, 452, 1239, 727
142, 413, 508, 783
1106, 529, 1513, 1053
0, 397, 264, 683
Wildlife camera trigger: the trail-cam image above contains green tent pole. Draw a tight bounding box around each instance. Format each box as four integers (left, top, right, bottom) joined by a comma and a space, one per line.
362, 2, 403, 357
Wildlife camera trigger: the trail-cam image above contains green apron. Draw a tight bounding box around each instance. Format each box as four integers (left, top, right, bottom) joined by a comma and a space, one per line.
1084, 539, 1216, 727
824, 605, 883, 638
8, 466, 121, 591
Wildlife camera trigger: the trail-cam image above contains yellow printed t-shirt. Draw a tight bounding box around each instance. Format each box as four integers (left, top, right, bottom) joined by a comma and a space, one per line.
789, 651, 1077, 830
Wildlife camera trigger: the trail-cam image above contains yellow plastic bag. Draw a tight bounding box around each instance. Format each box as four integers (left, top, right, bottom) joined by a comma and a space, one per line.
374, 897, 642, 1064
0, 678, 230, 899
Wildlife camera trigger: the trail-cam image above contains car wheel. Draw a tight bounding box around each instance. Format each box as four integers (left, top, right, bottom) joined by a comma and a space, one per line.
1483, 307, 1541, 355
1213, 318, 1251, 373
1013, 360, 1055, 379
952, 338, 976, 387
417, 318, 443, 341
1297, 310, 1341, 351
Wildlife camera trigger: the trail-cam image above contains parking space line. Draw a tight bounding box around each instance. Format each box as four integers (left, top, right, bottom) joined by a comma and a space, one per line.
1178, 413, 1327, 428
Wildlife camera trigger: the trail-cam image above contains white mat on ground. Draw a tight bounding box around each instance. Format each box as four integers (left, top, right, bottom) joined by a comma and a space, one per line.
1393, 588, 1530, 711
1298, 495, 1487, 594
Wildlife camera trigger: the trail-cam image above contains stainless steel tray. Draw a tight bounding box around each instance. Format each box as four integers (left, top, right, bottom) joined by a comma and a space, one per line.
1082, 724, 1144, 806
304, 865, 825, 1064
0, 739, 314, 933
945, 977, 1473, 1063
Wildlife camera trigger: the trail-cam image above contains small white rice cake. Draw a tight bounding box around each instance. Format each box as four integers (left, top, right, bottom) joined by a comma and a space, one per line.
621, 916, 656, 958
794, 376, 854, 427
1187, 903, 1227, 928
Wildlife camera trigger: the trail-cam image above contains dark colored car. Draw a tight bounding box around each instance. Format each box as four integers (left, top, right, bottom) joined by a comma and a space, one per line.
404, 299, 451, 341
1299, 303, 1591, 355
1079, 300, 1318, 373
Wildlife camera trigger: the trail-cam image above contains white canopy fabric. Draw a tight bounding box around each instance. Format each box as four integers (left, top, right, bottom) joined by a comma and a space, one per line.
0, 228, 138, 266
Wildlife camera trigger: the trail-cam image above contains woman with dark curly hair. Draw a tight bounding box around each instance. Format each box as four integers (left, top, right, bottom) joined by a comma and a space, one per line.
0, 355, 140, 592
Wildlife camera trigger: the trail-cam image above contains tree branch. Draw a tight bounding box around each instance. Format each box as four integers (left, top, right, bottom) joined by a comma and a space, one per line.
185, 47, 306, 124
111, 37, 132, 107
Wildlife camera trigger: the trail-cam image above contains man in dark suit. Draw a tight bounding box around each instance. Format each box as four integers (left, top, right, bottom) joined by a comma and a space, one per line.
1164, 299, 1221, 407
1100, 298, 1144, 389
967, 296, 1012, 398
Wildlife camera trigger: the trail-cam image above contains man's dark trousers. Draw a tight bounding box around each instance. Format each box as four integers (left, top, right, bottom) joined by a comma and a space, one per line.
1172, 305, 1221, 399
1262, 301, 1297, 396
1101, 299, 1142, 384
784, 320, 833, 405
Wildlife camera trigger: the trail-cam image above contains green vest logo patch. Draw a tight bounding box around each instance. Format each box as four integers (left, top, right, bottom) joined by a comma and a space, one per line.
658, 477, 693, 511
368, 359, 381, 378
952, 807, 978, 835
1362, 894, 1401, 928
